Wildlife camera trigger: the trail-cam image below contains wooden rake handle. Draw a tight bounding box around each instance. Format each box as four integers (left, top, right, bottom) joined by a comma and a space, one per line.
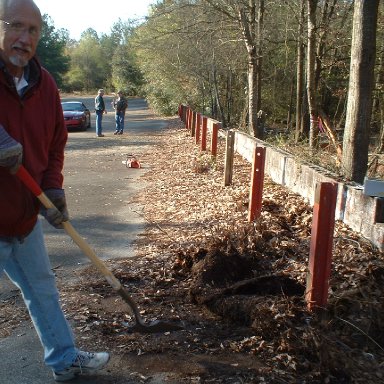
15, 165, 124, 292
14, 166, 183, 333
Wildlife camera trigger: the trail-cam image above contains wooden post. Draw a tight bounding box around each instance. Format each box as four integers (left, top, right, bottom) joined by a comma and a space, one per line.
195, 113, 201, 144
224, 130, 235, 186
248, 146, 266, 221
201, 116, 207, 151
186, 108, 191, 131
181, 105, 187, 123
211, 122, 219, 157
306, 182, 337, 311
191, 111, 196, 137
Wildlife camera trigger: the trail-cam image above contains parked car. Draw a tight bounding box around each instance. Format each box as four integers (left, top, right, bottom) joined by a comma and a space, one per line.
61, 101, 91, 131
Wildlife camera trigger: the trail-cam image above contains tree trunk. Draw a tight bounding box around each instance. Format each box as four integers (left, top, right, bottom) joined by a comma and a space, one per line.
239, 1, 264, 139
372, 32, 384, 140
307, 0, 319, 148
295, 0, 306, 142
378, 104, 384, 152
247, 50, 259, 136
256, 0, 264, 135
226, 69, 233, 126
211, 52, 226, 126
287, 75, 294, 131
342, 0, 379, 183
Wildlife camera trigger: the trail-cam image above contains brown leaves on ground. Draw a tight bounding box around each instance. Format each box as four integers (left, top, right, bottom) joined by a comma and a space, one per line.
2, 117, 384, 383
67, 119, 384, 383
0, 294, 29, 338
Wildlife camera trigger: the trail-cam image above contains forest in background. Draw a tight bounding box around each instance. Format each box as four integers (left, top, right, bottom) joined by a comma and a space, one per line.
36, 0, 384, 183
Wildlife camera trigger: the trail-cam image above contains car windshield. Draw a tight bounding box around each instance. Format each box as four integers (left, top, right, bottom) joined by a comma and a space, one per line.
62, 102, 83, 112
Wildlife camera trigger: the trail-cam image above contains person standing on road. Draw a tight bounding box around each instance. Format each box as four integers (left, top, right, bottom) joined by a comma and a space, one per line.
95, 88, 107, 137
0, 0, 110, 381
113, 90, 128, 135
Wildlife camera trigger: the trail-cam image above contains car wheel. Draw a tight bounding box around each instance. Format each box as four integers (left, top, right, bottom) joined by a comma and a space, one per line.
87, 117, 91, 129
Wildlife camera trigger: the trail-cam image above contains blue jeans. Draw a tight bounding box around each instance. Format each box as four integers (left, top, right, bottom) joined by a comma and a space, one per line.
115, 112, 125, 133
0, 220, 78, 371
95, 110, 103, 135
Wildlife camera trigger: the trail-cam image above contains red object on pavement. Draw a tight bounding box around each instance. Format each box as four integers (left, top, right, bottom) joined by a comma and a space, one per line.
126, 155, 141, 168
129, 159, 140, 168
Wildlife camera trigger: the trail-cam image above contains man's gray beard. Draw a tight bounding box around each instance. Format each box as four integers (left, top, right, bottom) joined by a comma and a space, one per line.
9, 55, 28, 68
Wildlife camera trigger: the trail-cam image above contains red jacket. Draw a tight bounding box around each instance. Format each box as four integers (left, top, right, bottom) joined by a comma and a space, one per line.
0, 57, 67, 237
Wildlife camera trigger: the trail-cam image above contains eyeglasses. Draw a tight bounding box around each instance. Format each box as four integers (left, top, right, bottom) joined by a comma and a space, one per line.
0, 19, 40, 39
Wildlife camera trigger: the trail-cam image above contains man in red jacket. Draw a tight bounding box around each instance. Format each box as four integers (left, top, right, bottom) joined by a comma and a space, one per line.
0, 0, 110, 381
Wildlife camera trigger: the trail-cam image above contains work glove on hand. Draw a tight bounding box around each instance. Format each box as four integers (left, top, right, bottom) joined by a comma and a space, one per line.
0, 124, 23, 174
40, 189, 69, 229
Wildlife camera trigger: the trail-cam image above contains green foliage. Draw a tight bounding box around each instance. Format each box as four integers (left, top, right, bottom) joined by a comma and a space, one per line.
39, 0, 382, 155
131, 0, 247, 117
108, 20, 145, 95
36, 15, 70, 89
63, 29, 111, 92
111, 42, 144, 95
60, 18, 145, 95
131, 6, 190, 114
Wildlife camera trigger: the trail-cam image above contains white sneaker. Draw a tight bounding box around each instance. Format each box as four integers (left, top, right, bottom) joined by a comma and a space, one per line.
53, 351, 110, 382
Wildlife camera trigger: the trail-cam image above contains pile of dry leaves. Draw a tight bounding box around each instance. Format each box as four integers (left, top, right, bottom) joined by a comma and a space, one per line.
2, 117, 384, 383
61, 118, 384, 383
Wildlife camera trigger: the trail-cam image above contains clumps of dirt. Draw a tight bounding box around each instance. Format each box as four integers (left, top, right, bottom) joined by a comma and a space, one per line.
190, 248, 254, 287
170, 230, 384, 383
180, 242, 306, 329
202, 288, 305, 330
220, 274, 305, 296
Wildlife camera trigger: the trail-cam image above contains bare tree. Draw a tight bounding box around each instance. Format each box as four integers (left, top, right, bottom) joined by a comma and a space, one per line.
295, 0, 306, 142
239, 0, 265, 137
372, 30, 384, 153
203, 0, 265, 138
342, 0, 379, 183
306, 0, 319, 148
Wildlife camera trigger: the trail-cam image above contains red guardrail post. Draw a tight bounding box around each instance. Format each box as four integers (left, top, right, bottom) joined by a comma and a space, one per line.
306, 182, 337, 311
248, 146, 266, 221
201, 116, 207, 151
211, 122, 219, 157
195, 113, 201, 144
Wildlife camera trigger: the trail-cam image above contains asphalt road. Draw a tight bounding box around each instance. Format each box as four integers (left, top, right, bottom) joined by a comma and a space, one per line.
0, 97, 168, 384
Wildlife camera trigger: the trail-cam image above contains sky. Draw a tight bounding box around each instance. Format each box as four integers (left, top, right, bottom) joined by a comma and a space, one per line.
34, 0, 156, 40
